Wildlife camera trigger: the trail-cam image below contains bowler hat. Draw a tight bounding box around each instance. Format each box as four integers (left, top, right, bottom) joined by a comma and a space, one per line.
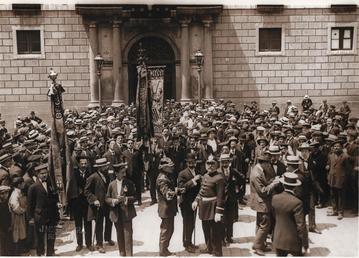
185, 153, 196, 162
279, 172, 301, 186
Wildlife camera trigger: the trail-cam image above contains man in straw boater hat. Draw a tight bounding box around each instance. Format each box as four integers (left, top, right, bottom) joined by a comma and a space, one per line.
272, 172, 308, 256
177, 153, 201, 253
105, 162, 136, 256
192, 154, 225, 256
249, 154, 280, 256
84, 158, 114, 253
156, 156, 185, 256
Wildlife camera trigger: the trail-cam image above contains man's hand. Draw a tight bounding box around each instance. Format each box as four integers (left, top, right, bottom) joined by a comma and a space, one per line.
193, 175, 201, 181
94, 200, 100, 207
302, 247, 308, 255
117, 196, 125, 203
192, 201, 198, 211
214, 213, 222, 223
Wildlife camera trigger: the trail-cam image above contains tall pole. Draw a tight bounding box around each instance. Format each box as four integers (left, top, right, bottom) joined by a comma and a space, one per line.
97, 71, 101, 110
197, 66, 202, 102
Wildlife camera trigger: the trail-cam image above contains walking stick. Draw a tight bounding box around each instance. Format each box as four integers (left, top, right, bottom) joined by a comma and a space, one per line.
193, 207, 198, 246
91, 206, 99, 253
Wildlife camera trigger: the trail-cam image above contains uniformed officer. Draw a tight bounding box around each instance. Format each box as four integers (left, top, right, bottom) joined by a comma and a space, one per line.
192, 155, 225, 256
156, 157, 184, 256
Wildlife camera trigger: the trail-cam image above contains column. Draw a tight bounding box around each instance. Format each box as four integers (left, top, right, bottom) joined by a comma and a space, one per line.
203, 18, 214, 100
180, 19, 191, 102
88, 21, 99, 107
112, 20, 124, 106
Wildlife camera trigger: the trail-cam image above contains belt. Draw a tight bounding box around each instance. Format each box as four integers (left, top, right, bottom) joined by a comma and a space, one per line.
201, 196, 216, 201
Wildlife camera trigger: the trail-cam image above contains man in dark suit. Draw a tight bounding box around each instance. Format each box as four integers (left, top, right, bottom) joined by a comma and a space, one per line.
269, 145, 286, 178
27, 163, 61, 256
177, 153, 201, 253
84, 158, 113, 253
70, 156, 93, 252
168, 135, 186, 185
272, 172, 308, 256
122, 139, 144, 205
103, 140, 122, 181
192, 155, 225, 256
106, 162, 137, 256
249, 155, 280, 256
219, 153, 240, 246
156, 157, 184, 256
197, 133, 214, 175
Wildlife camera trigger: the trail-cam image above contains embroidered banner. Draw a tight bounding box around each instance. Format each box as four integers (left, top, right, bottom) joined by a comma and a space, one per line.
148, 66, 165, 135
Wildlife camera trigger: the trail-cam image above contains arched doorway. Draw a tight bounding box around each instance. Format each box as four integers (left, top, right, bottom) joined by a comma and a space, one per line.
127, 36, 176, 104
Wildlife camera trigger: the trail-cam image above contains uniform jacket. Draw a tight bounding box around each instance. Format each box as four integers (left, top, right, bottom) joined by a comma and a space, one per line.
272, 191, 309, 253
249, 163, 277, 213
327, 151, 351, 189
84, 171, 108, 220
196, 171, 225, 221
177, 167, 200, 211
27, 179, 59, 226
156, 172, 178, 218
105, 178, 137, 223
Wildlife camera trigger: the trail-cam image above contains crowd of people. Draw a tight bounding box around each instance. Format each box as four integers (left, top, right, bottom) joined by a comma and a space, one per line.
0, 95, 358, 256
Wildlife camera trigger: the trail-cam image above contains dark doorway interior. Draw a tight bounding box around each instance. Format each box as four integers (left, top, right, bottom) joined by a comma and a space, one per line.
128, 36, 176, 104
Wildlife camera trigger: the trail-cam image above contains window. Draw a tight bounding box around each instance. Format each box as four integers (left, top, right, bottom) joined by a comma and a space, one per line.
259, 28, 282, 52
12, 25, 45, 59
16, 30, 41, 54
331, 27, 353, 50
327, 23, 357, 55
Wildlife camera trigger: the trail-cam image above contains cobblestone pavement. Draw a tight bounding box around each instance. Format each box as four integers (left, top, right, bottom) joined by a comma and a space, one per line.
41, 189, 358, 257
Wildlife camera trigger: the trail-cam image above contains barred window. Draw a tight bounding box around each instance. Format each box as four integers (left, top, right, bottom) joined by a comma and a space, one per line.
331, 27, 354, 50
16, 30, 41, 54
259, 28, 282, 52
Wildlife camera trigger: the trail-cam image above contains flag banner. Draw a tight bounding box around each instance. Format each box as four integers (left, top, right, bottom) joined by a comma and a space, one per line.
148, 65, 165, 135
136, 62, 154, 141
47, 78, 74, 207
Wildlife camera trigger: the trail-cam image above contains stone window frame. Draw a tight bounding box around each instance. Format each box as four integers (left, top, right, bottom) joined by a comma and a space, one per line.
255, 24, 285, 56
327, 22, 357, 56
12, 25, 45, 59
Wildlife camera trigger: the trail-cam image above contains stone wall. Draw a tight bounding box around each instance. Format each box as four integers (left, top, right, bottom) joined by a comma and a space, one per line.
212, 8, 359, 111
0, 10, 90, 126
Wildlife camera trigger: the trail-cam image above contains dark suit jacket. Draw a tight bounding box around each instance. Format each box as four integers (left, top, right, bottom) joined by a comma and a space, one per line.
27, 180, 59, 226
178, 167, 200, 211
84, 172, 108, 220
105, 178, 137, 223
272, 191, 308, 252
156, 173, 177, 218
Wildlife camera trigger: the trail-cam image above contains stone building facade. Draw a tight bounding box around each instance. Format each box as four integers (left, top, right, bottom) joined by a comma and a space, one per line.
0, 3, 358, 123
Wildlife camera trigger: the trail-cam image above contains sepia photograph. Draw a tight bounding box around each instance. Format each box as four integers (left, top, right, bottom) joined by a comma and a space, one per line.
0, 0, 358, 256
